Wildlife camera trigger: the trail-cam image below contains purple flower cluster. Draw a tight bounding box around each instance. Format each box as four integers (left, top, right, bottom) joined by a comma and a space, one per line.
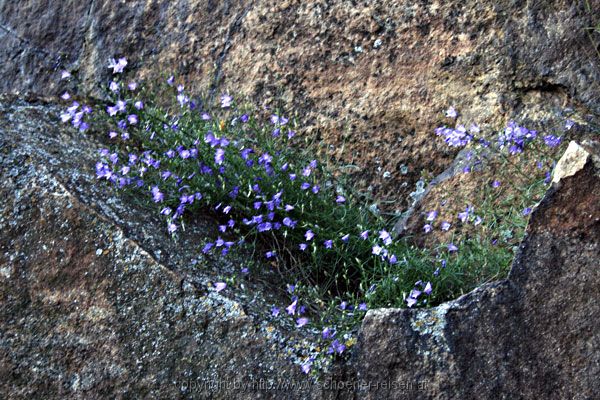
435, 124, 474, 147
497, 121, 538, 154
406, 280, 432, 307
60, 101, 92, 131
75, 62, 409, 314
543, 135, 562, 148
108, 57, 128, 74
436, 108, 566, 156
423, 204, 481, 235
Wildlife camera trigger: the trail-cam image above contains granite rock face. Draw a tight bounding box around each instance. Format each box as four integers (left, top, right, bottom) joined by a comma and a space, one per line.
1, 0, 599, 397
356, 141, 600, 399
1, 0, 598, 204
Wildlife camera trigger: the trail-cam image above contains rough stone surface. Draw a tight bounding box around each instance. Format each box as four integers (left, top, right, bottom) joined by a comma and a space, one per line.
356, 141, 600, 399
0, 97, 354, 399
1, 0, 600, 397
1, 0, 598, 206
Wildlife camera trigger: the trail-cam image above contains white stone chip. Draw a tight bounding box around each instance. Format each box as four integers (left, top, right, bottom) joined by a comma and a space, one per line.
552, 141, 589, 184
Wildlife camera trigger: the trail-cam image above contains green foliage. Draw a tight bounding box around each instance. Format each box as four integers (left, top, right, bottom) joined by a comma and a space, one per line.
59, 64, 570, 374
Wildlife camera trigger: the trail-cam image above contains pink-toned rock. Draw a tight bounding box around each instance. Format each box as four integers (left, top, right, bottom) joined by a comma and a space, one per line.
1, 0, 598, 206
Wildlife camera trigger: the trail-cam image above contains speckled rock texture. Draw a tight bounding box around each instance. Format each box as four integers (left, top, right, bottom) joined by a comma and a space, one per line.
1, 0, 598, 205
356, 141, 600, 399
0, 97, 355, 399
1, 0, 600, 397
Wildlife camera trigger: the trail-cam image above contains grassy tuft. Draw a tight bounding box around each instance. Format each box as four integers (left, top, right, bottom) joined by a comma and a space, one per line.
58, 62, 571, 375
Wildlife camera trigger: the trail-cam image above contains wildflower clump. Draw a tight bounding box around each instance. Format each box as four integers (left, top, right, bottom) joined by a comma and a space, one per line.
58, 59, 571, 375
408, 106, 570, 304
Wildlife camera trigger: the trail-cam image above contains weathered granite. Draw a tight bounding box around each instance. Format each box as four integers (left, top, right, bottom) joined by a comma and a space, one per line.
356, 141, 600, 399
0, 0, 599, 396
1, 0, 598, 206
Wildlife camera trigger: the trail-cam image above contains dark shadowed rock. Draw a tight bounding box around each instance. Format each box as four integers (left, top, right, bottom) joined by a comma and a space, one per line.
356, 141, 600, 399
1, 0, 598, 205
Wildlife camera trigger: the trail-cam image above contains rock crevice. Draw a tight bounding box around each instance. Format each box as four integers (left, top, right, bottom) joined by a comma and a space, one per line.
356, 141, 600, 400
